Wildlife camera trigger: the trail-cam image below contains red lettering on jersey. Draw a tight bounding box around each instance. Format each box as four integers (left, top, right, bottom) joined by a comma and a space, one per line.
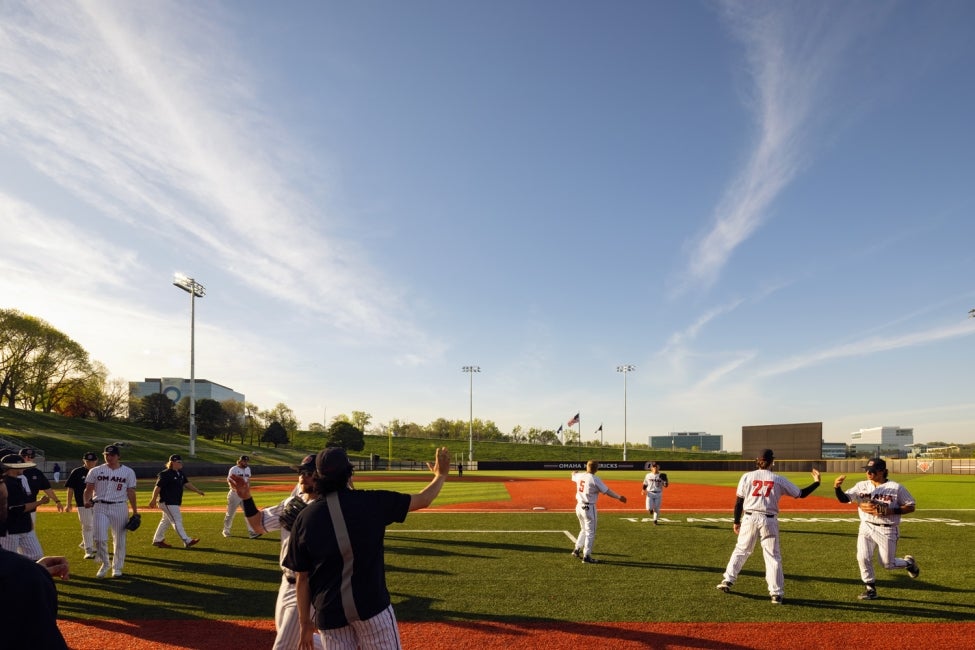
750, 480, 774, 497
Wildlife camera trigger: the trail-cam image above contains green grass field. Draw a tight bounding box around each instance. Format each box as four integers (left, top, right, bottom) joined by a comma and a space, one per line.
36, 472, 975, 624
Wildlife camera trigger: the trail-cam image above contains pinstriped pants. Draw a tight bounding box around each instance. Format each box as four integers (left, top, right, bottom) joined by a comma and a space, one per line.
320, 604, 402, 650
273, 575, 322, 650
1, 531, 44, 560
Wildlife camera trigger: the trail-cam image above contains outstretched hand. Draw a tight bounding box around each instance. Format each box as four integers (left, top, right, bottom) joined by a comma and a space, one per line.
834, 475, 846, 489
427, 447, 451, 477
37, 556, 70, 580
811, 468, 821, 482
229, 474, 251, 499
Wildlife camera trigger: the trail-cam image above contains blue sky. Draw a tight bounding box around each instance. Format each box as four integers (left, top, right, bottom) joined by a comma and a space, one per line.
3, 1, 974, 453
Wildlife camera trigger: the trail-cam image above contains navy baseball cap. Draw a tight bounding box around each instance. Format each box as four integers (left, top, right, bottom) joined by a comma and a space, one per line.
316, 447, 353, 481
239, 455, 250, 462
19, 448, 36, 458
169, 454, 183, 462
864, 458, 887, 472
292, 454, 316, 473
83, 452, 98, 461
104, 444, 121, 455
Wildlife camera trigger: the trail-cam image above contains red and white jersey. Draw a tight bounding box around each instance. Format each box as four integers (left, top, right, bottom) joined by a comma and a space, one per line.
228, 464, 251, 484
571, 471, 616, 505
735, 469, 800, 515
842, 479, 915, 525
85, 463, 137, 501
643, 472, 666, 493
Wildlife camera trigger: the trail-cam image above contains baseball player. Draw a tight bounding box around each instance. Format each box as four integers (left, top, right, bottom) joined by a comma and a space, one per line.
1, 453, 50, 559
16, 447, 63, 558
229, 454, 323, 650
223, 455, 258, 538
148, 454, 204, 548
64, 452, 99, 559
83, 444, 138, 578
641, 462, 669, 525
716, 449, 821, 604
570, 460, 627, 564
834, 457, 919, 601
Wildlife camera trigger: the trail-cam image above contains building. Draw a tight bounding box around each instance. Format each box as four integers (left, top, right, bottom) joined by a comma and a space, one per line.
741, 422, 823, 459
129, 377, 245, 406
850, 426, 913, 458
822, 442, 848, 459
650, 432, 723, 452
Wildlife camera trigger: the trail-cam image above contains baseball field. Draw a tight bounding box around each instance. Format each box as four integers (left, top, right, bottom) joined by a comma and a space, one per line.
43, 469, 975, 649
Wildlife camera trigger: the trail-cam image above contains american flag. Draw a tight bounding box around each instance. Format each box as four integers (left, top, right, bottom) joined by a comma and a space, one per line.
568, 413, 580, 426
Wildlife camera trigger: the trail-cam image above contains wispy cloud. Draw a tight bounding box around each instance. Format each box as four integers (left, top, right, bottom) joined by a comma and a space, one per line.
0, 2, 429, 352
756, 320, 975, 379
674, 2, 863, 293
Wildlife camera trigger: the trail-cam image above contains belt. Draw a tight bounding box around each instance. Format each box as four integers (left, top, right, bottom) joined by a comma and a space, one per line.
868, 521, 892, 527
285, 575, 296, 584
746, 512, 774, 518
579, 504, 590, 510
97, 501, 124, 505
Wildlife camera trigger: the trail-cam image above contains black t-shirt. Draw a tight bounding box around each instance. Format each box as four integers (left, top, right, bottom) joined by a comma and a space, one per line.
155, 469, 189, 505
2, 476, 33, 535
21, 466, 51, 496
284, 489, 411, 629
64, 466, 89, 506
0, 549, 68, 649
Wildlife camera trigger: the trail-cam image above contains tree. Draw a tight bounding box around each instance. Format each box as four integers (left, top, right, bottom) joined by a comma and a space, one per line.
262, 403, 300, 436
137, 393, 176, 430
221, 399, 245, 443
349, 410, 372, 432
325, 421, 365, 452
194, 398, 225, 440
262, 421, 290, 447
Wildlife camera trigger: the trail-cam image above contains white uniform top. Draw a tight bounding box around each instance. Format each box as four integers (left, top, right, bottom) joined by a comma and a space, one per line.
735, 468, 800, 516
643, 472, 666, 493
228, 464, 251, 484
842, 478, 915, 526
571, 471, 618, 505
85, 463, 137, 501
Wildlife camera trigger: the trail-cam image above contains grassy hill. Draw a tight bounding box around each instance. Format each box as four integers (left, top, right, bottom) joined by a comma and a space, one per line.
0, 407, 733, 467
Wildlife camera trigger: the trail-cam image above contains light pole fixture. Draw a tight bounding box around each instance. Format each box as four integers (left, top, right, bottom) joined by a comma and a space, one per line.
462, 365, 480, 464
173, 273, 205, 457
616, 364, 635, 461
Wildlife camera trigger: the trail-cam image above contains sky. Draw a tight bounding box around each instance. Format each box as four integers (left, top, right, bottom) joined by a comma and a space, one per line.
2, 1, 975, 454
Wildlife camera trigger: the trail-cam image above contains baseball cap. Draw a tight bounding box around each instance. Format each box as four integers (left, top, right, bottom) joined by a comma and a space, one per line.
292, 454, 316, 473
863, 458, 887, 472
169, 454, 183, 462
2, 453, 35, 469
104, 444, 121, 455
316, 447, 353, 481
239, 455, 250, 462
83, 452, 98, 461
19, 448, 36, 458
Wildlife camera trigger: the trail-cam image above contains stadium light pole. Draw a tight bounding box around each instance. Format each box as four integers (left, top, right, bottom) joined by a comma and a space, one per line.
462, 365, 480, 465
173, 273, 205, 457
617, 364, 635, 461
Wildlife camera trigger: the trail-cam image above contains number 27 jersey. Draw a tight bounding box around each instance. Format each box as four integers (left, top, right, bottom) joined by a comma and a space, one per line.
735, 469, 800, 515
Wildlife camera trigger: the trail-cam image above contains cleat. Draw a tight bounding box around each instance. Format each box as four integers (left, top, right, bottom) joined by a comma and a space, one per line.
249, 532, 262, 539
221, 530, 231, 538
653, 520, 659, 526
185, 538, 200, 548
152, 540, 172, 548
96, 565, 109, 579
905, 555, 920, 579
570, 549, 581, 559
858, 587, 878, 600
581, 556, 599, 564
771, 595, 783, 604
716, 581, 732, 593
84, 553, 96, 560
112, 571, 122, 578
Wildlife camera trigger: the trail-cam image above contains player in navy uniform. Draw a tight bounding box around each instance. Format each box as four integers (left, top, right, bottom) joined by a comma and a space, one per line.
148, 454, 204, 548
285, 447, 451, 650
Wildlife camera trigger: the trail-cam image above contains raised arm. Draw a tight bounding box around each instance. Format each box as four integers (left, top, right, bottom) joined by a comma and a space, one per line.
409, 447, 451, 511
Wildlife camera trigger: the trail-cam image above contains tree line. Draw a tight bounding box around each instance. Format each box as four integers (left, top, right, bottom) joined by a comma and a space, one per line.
1, 308, 593, 449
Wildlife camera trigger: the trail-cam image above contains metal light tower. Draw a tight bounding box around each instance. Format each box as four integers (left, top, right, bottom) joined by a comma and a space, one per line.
616, 364, 635, 461
173, 273, 205, 457
462, 365, 480, 464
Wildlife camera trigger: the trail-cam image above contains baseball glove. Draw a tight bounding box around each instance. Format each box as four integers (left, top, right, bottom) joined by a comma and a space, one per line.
125, 513, 142, 531
278, 496, 308, 531
872, 501, 891, 516
660, 472, 669, 487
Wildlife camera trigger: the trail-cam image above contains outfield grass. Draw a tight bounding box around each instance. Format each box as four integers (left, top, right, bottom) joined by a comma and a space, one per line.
38, 472, 975, 625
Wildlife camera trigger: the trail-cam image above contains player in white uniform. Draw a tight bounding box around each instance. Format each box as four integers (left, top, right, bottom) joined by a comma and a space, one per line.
570, 460, 627, 563
716, 449, 820, 603
641, 462, 669, 525
223, 455, 257, 538
834, 457, 919, 601
64, 452, 99, 559
83, 444, 138, 578
229, 454, 323, 650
